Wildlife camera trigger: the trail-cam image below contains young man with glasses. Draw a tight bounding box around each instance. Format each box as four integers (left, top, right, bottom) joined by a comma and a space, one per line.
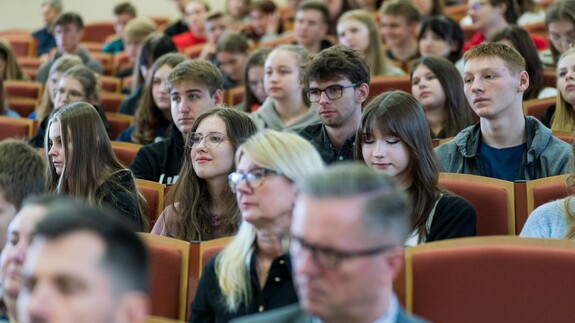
298, 45, 370, 164
130, 59, 223, 184
233, 164, 426, 323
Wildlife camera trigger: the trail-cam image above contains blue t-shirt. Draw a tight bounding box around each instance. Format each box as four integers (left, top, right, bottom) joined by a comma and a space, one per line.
479, 140, 526, 181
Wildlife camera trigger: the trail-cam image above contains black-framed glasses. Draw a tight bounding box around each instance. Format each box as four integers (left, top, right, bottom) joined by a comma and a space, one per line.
289, 235, 398, 270
228, 168, 282, 193
188, 133, 227, 149
306, 83, 358, 102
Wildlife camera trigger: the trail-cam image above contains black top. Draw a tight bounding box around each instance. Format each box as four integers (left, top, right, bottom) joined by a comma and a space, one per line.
130, 123, 185, 184
540, 104, 556, 128
32, 27, 56, 57
298, 122, 355, 164
164, 19, 189, 37
118, 85, 143, 115
427, 194, 477, 242
189, 252, 298, 323
96, 169, 144, 231
29, 105, 110, 148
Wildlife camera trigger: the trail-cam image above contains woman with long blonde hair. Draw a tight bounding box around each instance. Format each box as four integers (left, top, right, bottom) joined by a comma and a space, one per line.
190, 130, 324, 322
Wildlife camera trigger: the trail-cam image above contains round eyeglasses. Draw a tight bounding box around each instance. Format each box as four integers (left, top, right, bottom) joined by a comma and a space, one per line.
228, 168, 282, 193
306, 83, 358, 102
188, 133, 227, 149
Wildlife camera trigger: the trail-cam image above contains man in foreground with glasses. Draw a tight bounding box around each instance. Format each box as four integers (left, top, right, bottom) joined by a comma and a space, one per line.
233, 164, 426, 323
298, 45, 370, 164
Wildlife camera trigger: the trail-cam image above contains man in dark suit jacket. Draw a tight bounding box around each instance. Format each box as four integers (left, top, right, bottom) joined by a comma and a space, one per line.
232, 164, 427, 323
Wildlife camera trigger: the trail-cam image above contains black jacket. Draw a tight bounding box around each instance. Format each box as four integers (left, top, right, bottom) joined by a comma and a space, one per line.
97, 169, 144, 231
129, 124, 185, 184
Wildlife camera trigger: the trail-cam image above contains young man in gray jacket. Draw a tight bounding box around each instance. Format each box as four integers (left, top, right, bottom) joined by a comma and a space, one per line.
435, 42, 570, 181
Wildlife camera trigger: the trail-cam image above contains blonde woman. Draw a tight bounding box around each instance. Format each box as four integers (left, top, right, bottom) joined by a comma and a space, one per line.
190, 130, 324, 322
542, 47, 575, 131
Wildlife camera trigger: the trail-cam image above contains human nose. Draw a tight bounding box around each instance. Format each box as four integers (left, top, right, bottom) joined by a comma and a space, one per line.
178, 98, 191, 113
27, 282, 53, 322
235, 174, 252, 194
372, 141, 386, 157
318, 90, 331, 104
48, 144, 58, 157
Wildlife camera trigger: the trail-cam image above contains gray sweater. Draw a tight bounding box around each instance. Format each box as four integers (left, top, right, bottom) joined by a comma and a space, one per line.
250, 97, 320, 132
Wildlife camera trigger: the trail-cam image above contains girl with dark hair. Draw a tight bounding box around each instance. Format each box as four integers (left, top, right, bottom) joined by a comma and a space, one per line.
239, 48, 270, 113
119, 32, 177, 115
152, 107, 258, 241
45, 102, 147, 231
411, 56, 472, 139
355, 90, 476, 244
418, 15, 464, 64
493, 26, 557, 100
117, 53, 188, 144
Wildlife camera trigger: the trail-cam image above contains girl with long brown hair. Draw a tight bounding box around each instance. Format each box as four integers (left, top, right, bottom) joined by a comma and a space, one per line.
355, 90, 476, 244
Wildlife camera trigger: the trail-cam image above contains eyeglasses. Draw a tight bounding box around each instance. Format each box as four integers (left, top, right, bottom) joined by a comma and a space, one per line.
289, 235, 398, 270
306, 83, 358, 102
549, 32, 575, 45
188, 133, 227, 149
468, 1, 490, 11
56, 87, 85, 101
228, 168, 282, 193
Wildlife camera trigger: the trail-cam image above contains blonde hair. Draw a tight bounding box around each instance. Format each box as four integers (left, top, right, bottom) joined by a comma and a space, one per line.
552, 47, 575, 132
215, 130, 324, 312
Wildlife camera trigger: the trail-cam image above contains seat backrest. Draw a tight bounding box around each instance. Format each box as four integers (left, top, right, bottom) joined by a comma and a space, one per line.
552, 130, 574, 144
187, 236, 234, 317
518, 174, 572, 233
4, 80, 43, 100
367, 75, 411, 104
0, 116, 34, 140
99, 75, 121, 93
112, 141, 142, 167
138, 233, 190, 321
439, 173, 515, 235
6, 97, 37, 117
405, 236, 575, 323
543, 68, 557, 88
523, 96, 555, 121
106, 112, 134, 139
100, 92, 126, 113
135, 178, 165, 227
82, 22, 116, 43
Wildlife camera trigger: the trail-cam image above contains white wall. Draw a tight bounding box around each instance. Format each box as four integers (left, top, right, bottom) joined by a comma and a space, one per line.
0, 0, 228, 31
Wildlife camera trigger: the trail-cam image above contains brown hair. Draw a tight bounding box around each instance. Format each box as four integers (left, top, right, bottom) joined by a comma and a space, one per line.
355, 90, 441, 242
242, 47, 270, 112
165, 59, 224, 96
164, 107, 257, 241
411, 56, 472, 138
0, 39, 27, 81
132, 53, 188, 144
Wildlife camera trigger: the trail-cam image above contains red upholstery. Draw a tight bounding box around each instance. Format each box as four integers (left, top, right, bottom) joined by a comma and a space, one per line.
82, 22, 116, 43
533, 182, 571, 210
99, 75, 121, 93
112, 144, 140, 168
439, 173, 514, 235
523, 97, 555, 121
201, 246, 226, 270
4, 80, 42, 100
100, 92, 126, 113
3, 35, 36, 57
113, 51, 132, 74
17, 56, 42, 69
543, 68, 556, 88
6, 98, 36, 117
136, 183, 162, 226
367, 75, 411, 104
146, 244, 183, 319
409, 238, 575, 323
106, 113, 133, 139
0, 117, 33, 140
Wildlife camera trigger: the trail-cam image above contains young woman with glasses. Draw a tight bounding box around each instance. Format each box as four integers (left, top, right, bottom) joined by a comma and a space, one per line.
151, 107, 257, 241
30, 65, 109, 148
190, 129, 324, 322
355, 91, 476, 245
